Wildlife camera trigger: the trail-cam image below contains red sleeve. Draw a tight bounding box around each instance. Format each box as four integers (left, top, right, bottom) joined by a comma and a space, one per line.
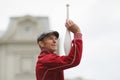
41, 33, 83, 70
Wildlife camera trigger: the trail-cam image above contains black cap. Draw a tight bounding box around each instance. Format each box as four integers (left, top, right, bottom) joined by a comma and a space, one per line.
37, 30, 59, 43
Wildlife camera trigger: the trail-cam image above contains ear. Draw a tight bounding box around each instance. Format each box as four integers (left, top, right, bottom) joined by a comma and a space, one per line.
38, 41, 44, 48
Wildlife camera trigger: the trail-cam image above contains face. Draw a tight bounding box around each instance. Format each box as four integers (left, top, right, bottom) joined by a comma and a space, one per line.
39, 35, 58, 52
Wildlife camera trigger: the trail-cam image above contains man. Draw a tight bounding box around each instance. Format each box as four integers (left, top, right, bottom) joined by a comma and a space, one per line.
36, 19, 83, 80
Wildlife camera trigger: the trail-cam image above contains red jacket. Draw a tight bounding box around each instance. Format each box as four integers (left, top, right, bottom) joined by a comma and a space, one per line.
36, 33, 83, 80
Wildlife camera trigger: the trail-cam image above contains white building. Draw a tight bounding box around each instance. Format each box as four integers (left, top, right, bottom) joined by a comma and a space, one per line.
0, 15, 50, 80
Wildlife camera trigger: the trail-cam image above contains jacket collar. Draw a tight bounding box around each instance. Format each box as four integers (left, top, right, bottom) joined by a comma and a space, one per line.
40, 48, 54, 54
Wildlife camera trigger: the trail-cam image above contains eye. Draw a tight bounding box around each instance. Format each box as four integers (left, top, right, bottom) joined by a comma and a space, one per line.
49, 37, 53, 40
55, 37, 57, 40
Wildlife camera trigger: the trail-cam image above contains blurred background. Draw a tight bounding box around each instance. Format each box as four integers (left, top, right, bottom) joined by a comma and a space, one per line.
0, 0, 120, 80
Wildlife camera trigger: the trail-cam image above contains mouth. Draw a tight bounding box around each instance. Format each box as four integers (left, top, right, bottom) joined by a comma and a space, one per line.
52, 44, 57, 46
51, 45, 57, 49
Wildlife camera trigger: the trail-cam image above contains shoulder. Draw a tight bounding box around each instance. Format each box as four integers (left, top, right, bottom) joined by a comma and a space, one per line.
39, 53, 59, 61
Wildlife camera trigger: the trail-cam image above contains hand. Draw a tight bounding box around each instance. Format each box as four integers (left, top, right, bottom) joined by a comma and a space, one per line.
65, 19, 81, 33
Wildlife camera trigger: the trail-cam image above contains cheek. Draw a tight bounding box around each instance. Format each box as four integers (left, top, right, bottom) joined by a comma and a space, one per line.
45, 44, 51, 48
44, 41, 51, 48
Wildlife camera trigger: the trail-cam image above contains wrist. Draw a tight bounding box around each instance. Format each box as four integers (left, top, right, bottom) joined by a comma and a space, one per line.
74, 32, 82, 39
73, 29, 81, 34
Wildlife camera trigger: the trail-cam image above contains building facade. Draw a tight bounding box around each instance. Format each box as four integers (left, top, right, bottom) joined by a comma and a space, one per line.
0, 15, 51, 80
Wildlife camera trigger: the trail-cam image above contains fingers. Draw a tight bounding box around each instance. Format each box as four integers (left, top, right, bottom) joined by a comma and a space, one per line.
65, 19, 74, 29
66, 19, 74, 27
65, 19, 81, 33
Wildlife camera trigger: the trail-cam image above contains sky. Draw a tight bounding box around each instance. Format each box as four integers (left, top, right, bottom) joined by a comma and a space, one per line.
0, 0, 120, 80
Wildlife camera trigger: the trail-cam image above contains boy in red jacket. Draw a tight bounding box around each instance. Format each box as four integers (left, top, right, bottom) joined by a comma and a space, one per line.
36, 19, 83, 80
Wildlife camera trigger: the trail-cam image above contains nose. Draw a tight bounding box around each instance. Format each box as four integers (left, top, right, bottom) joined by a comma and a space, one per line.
53, 37, 57, 43
53, 39, 57, 43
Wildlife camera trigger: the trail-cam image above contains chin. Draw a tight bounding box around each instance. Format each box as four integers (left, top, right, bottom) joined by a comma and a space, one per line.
50, 47, 57, 52
52, 49, 57, 52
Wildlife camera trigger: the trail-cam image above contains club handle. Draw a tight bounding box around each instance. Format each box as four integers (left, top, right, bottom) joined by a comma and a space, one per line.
64, 4, 72, 55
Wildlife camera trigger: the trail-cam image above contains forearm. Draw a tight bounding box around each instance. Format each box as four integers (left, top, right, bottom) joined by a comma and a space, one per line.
69, 33, 83, 65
